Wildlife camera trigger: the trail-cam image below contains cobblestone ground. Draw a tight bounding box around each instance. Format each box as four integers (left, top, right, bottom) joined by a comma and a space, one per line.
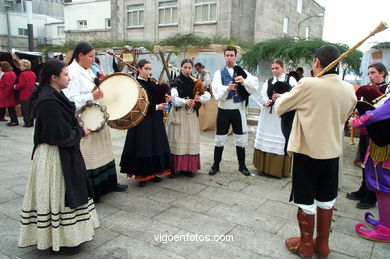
0, 121, 389, 258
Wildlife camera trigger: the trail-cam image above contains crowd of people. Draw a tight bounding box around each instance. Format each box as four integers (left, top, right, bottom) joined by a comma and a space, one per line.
0, 42, 388, 256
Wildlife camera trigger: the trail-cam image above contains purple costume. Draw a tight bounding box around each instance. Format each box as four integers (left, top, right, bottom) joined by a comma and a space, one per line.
352, 99, 390, 193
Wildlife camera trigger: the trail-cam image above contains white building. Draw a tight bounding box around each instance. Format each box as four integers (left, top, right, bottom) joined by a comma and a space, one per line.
0, 0, 65, 51
64, 0, 111, 42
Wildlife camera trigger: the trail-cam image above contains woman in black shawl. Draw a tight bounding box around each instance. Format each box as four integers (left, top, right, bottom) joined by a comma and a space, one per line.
18, 59, 99, 254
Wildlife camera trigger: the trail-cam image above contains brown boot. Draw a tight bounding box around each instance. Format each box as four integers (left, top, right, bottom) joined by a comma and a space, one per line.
314, 207, 333, 259
286, 208, 315, 258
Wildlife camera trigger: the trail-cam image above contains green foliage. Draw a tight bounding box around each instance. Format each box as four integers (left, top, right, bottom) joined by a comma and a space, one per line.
240, 37, 363, 75
372, 42, 390, 49
38, 40, 155, 53
157, 33, 252, 50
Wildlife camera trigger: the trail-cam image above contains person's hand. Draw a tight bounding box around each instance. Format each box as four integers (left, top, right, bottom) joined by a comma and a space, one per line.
271, 93, 281, 101
264, 99, 273, 107
83, 127, 93, 136
92, 88, 103, 100
186, 99, 195, 108
157, 103, 167, 110
234, 76, 244, 84
227, 81, 236, 91
165, 95, 172, 103
13, 84, 17, 89
194, 95, 201, 102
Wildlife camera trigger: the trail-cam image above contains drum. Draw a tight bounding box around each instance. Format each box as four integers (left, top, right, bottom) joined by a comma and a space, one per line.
76, 101, 109, 132
97, 73, 149, 130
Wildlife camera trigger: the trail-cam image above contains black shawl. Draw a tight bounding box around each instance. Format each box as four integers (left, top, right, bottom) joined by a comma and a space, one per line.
32, 85, 93, 209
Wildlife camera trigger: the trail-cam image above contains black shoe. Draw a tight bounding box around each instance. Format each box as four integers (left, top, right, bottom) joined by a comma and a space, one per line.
51, 245, 81, 255
6, 122, 18, 126
93, 197, 100, 204
356, 200, 376, 209
209, 165, 219, 175
168, 172, 176, 178
138, 181, 146, 187
239, 168, 251, 176
183, 171, 195, 177
346, 190, 365, 201
114, 184, 128, 192
151, 176, 163, 182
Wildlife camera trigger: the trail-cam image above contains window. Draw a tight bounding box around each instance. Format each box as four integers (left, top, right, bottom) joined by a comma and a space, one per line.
127, 4, 144, 27
305, 26, 310, 39
105, 18, 111, 29
57, 26, 64, 36
297, 0, 302, 13
18, 28, 28, 36
159, 1, 178, 25
195, 2, 217, 23
77, 20, 87, 30
283, 17, 289, 34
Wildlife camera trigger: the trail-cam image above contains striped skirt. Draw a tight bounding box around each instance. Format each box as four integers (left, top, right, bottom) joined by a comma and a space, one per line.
18, 144, 99, 251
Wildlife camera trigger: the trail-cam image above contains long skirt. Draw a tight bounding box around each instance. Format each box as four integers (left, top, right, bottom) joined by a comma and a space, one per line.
253, 148, 292, 178
18, 144, 99, 251
87, 160, 118, 198
120, 111, 173, 181
166, 108, 200, 173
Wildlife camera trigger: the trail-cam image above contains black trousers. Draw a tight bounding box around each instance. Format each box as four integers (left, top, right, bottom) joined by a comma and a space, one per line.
20, 100, 32, 126
0, 106, 18, 123
291, 153, 339, 205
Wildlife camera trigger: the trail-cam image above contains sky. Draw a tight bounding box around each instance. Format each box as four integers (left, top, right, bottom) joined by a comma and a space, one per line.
315, 0, 390, 52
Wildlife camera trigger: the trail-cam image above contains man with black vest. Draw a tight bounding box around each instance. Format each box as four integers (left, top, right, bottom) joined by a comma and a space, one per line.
209, 46, 259, 176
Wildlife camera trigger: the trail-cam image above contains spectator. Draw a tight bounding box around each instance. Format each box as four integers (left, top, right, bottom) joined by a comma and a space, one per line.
0, 61, 18, 126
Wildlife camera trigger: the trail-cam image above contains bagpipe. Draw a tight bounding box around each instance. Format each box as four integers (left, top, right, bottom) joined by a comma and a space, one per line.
233, 65, 250, 106
168, 64, 205, 113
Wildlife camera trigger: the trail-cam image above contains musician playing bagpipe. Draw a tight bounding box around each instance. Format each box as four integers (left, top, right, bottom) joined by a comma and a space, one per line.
347, 62, 388, 209
253, 59, 297, 179
275, 45, 357, 258
208, 46, 259, 177
166, 59, 211, 178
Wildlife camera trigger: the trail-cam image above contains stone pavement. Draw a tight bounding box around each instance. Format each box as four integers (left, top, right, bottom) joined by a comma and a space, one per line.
0, 121, 389, 259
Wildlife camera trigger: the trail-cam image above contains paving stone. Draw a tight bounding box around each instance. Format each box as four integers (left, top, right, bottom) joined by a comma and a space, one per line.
228, 224, 296, 258
332, 216, 362, 238
170, 194, 219, 214
158, 177, 208, 195
372, 241, 390, 259
100, 210, 181, 246
0, 197, 23, 220
94, 201, 121, 220
153, 207, 236, 237
148, 188, 190, 204
89, 234, 184, 258
100, 191, 171, 218
197, 186, 265, 210
256, 200, 297, 220
241, 182, 291, 203
330, 231, 374, 258
206, 203, 287, 235
20, 250, 91, 259
82, 226, 120, 252
0, 214, 34, 257
0, 187, 21, 204
160, 230, 263, 258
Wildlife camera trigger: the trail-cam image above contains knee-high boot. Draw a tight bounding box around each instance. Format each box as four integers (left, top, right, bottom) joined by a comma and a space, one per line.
314, 207, 333, 259
209, 146, 223, 175
286, 208, 315, 258
236, 146, 250, 176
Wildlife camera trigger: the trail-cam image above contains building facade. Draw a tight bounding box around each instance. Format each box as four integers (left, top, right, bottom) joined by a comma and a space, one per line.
111, 0, 325, 43
0, 0, 65, 51
64, 0, 111, 42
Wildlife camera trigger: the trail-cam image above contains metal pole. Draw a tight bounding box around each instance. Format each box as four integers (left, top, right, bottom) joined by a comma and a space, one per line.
5, 5, 13, 50
26, 0, 34, 51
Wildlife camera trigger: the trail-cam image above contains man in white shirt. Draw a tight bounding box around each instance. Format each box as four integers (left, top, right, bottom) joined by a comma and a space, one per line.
209, 46, 259, 176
